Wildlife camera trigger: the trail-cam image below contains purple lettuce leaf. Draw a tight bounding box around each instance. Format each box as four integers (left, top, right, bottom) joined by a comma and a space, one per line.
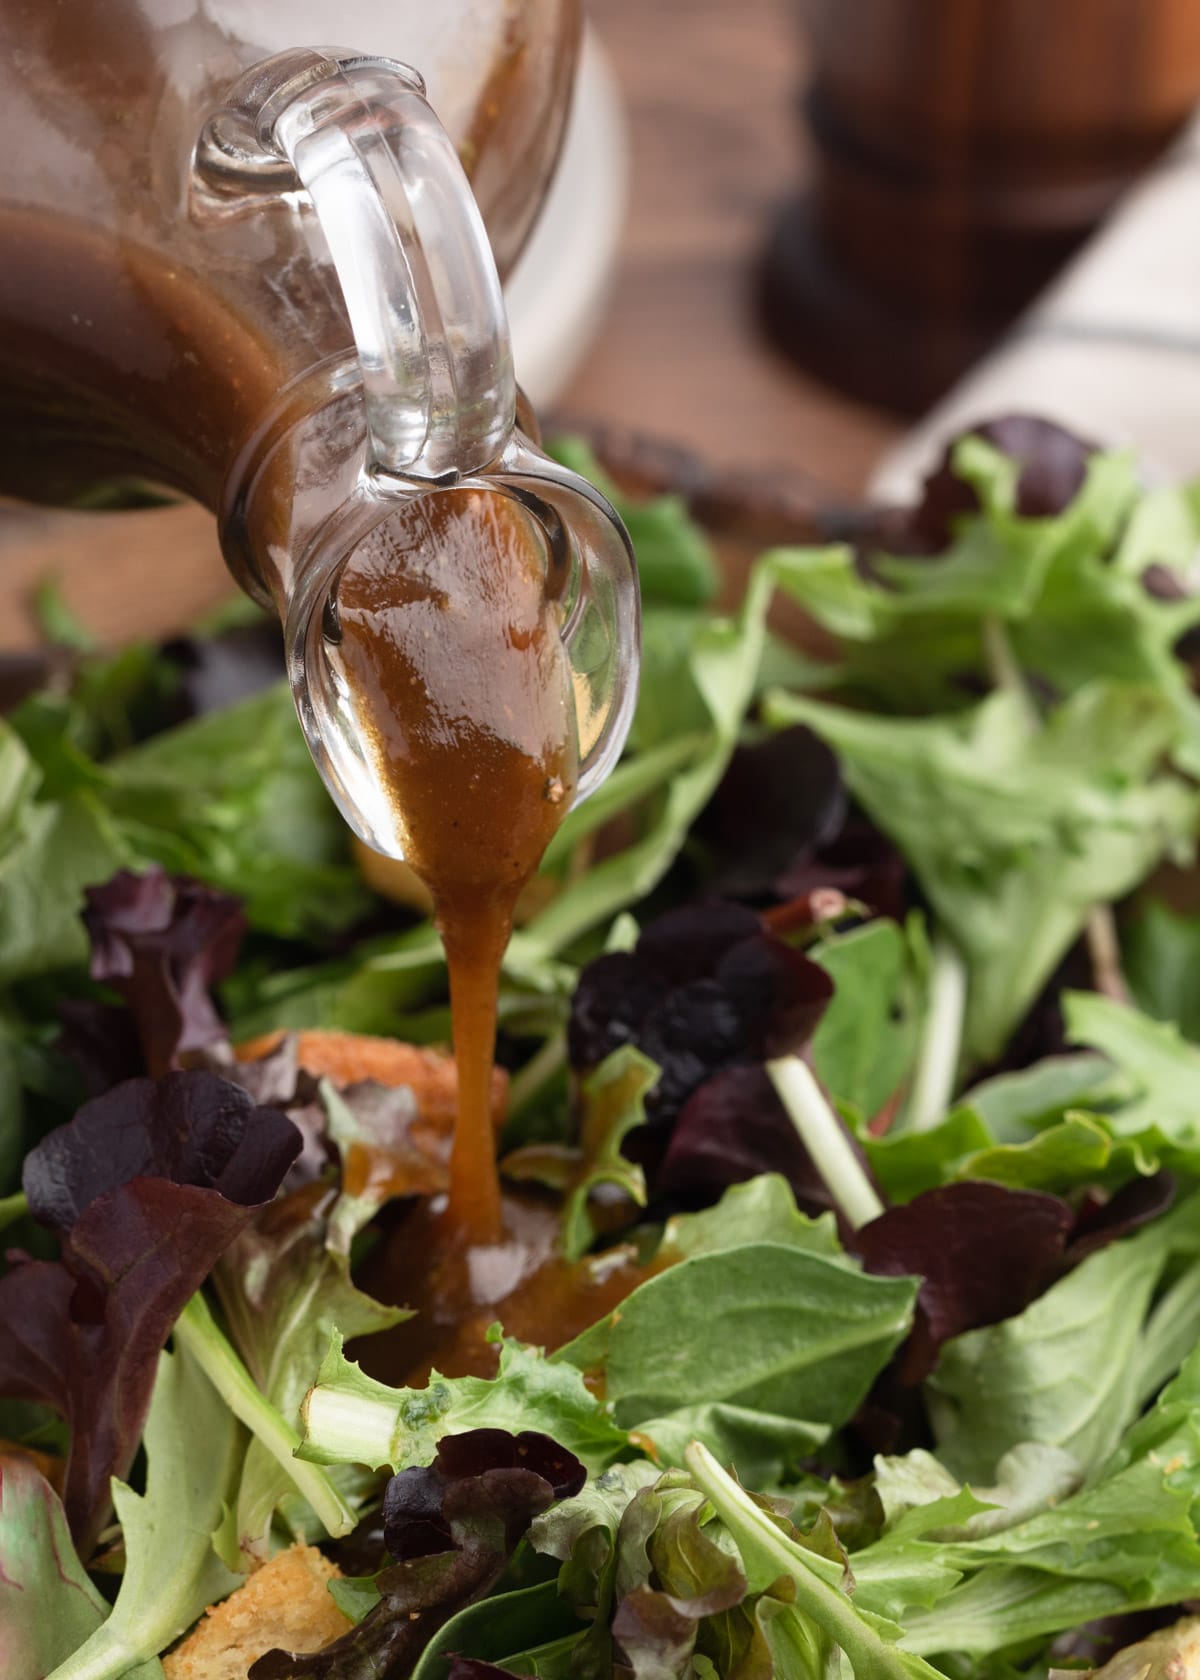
695, 726, 907, 921
853, 1181, 1076, 1382
159, 618, 285, 721
569, 903, 831, 1131
655, 1064, 839, 1217
66, 867, 246, 1082
0, 1071, 299, 1554
568, 903, 834, 1218
249, 1429, 585, 1680
693, 726, 846, 897
1068, 1172, 1176, 1264
903, 415, 1098, 554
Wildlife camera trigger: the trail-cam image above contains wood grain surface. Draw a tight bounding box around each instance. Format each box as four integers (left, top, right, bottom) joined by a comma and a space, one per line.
0, 0, 900, 651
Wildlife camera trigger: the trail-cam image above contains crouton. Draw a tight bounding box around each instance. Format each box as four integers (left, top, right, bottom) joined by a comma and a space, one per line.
162, 1545, 351, 1679
234, 1029, 506, 1133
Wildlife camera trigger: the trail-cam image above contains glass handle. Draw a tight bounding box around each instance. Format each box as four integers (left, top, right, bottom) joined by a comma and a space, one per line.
198, 50, 641, 854
199, 48, 516, 480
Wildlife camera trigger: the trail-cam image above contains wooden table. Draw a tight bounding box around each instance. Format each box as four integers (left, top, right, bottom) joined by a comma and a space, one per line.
0, 0, 902, 651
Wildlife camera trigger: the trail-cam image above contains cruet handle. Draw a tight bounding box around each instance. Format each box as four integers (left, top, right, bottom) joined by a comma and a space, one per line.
198, 47, 515, 481
198, 48, 640, 844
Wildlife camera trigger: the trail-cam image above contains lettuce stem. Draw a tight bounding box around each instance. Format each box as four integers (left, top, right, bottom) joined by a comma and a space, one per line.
905, 935, 967, 1133
767, 1056, 883, 1229
983, 614, 1039, 731
0, 1190, 27, 1231
174, 1293, 356, 1538
685, 1440, 941, 1680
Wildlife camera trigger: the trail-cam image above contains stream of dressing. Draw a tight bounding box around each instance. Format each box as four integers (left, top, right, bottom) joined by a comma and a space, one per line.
334, 485, 577, 1249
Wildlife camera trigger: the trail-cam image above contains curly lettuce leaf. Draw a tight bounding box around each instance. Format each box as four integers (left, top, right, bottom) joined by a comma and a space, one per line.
300, 1332, 629, 1476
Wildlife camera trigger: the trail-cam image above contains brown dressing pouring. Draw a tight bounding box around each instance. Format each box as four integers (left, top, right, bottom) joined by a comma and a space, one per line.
334, 485, 577, 1254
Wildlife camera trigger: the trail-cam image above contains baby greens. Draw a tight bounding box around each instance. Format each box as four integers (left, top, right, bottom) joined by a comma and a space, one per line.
10, 421, 1200, 1680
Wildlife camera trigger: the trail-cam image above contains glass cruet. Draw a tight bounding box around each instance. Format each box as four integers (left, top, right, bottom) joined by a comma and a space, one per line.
0, 3, 640, 855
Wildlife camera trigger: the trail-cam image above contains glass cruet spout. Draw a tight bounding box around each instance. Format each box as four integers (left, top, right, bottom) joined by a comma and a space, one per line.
197, 48, 640, 859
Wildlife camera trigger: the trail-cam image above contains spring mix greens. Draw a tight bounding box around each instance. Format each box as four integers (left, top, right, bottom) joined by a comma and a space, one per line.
7, 418, 1200, 1678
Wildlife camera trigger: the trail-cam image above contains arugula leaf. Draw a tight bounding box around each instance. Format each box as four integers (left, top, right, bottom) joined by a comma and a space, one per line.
767, 683, 1198, 1062
47, 1344, 240, 1680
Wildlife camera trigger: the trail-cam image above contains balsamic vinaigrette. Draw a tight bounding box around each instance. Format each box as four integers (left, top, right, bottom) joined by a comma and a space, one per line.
335, 486, 576, 1247
333, 484, 645, 1376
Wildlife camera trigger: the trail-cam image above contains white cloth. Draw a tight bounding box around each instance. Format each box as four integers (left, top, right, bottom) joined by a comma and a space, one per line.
871, 111, 1200, 501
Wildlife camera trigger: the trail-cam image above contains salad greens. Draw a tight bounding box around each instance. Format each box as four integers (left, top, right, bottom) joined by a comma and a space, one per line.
9, 417, 1200, 1679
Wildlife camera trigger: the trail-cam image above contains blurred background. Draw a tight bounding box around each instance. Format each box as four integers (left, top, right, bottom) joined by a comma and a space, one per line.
7, 0, 1200, 639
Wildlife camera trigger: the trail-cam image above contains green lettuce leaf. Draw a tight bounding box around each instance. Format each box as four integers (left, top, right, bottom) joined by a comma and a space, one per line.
0, 1456, 157, 1680
0, 721, 125, 985
769, 440, 1200, 736
863, 1347, 1200, 1660
928, 1196, 1200, 1482
1063, 990, 1200, 1169
767, 683, 1198, 1062
300, 1330, 629, 1475
810, 917, 927, 1124
47, 1344, 241, 1680
1124, 898, 1200, 1042
546, 438, 720, 609
553, 1243, 916, 1435
686, 1441, 945, 1680
657, 1173, 841, 1262
103, 684, 369, 940
213, 1118, 407, 1556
